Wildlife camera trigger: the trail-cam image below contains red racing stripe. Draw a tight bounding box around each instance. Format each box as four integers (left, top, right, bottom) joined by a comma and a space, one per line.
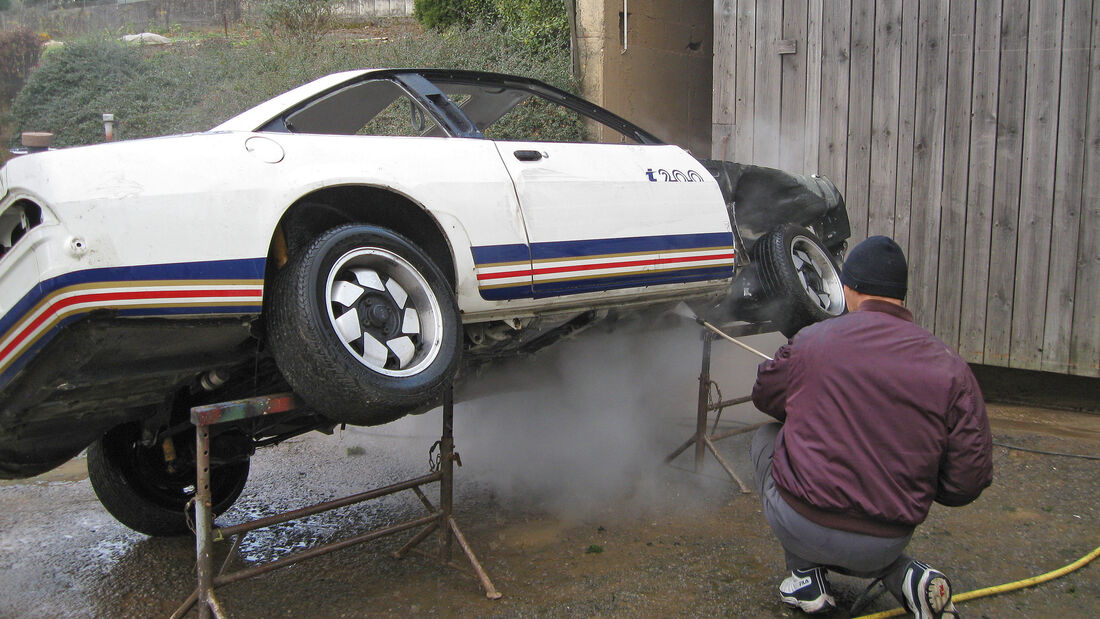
532, 252, 735, 277
0, 288, 262, 364
476, 251, 735, 282
476, 267, 534, 281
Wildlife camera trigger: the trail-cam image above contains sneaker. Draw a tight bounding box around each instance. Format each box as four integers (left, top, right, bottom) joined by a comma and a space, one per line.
902, 560, 959, 618
779, 566, 836, 614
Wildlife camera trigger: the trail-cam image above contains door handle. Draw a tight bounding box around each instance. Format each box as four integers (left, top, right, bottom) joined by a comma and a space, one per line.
513, 150, 543, 161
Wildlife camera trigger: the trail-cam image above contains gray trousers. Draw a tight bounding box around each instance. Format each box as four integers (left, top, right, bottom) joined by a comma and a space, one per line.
752, 422, 911, 598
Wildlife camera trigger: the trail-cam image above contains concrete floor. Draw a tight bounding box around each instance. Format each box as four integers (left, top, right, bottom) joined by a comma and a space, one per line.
1, 326, 1097, 618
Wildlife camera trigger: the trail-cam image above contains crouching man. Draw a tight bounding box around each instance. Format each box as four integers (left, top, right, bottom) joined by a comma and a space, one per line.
750, 236, 993, 617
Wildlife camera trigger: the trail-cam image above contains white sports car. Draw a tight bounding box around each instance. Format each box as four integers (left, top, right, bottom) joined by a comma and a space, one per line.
0, 69, 848, 534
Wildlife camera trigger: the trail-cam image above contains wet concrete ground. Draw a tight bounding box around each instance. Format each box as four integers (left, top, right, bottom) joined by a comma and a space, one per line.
1, 328, 1097, 618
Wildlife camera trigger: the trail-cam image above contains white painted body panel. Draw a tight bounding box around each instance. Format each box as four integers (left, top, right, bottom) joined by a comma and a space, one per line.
498, 142, 727, 244
0, 129, 734, 324
0, 132, 528, 317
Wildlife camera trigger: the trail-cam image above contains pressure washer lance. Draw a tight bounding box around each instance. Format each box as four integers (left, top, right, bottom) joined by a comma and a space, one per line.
671, 303, 774, 361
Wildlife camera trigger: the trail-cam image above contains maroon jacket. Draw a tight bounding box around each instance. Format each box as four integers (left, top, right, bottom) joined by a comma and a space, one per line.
753, 300, 993, 537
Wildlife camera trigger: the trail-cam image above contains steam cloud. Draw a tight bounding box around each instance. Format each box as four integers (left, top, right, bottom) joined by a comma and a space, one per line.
402, 317, 781, 521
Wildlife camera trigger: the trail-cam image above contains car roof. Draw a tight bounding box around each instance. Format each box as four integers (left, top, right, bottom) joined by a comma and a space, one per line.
210, 68, 662, 145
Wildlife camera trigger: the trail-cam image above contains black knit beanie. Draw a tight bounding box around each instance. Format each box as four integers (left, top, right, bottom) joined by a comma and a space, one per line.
840, 236, 908, 300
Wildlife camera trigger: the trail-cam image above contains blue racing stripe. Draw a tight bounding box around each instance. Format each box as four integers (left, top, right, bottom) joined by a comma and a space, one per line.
470, 243, 530, 265
533, 265, 734, 298
0, 258, 267, 338
531, 232, 734, 261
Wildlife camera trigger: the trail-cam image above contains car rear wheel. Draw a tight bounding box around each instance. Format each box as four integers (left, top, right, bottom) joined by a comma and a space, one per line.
268, 224, 462, 426
87, 423, 251, 536
752, 224, 845, 338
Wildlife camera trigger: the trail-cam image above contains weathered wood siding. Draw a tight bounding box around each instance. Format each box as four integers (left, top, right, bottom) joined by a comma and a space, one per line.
713, 0, 1100, 378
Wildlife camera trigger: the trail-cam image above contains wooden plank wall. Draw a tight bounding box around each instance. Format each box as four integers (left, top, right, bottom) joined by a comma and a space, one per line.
712, 0, 1100, 377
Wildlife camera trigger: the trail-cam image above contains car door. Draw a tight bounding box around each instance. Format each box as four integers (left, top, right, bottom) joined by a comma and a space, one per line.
494, 140, 735, 300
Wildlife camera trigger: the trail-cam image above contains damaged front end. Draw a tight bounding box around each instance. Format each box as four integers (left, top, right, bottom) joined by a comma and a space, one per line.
699, 160, 851, 334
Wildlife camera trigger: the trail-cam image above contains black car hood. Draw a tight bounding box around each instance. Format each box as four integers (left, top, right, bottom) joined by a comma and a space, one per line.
700, 160, 850, 251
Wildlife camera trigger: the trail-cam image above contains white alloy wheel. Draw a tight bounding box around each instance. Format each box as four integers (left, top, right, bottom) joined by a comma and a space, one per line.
789, 235, 845, 316
324, 247, 444, 377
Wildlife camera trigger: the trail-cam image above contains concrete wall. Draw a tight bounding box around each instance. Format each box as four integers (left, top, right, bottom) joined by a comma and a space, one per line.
575, 0, 712, 156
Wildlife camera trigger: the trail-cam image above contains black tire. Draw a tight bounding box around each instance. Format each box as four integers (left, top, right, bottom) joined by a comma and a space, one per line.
87, 423, 250, 536
268, 224, 462, 426
752, 224, 846, 338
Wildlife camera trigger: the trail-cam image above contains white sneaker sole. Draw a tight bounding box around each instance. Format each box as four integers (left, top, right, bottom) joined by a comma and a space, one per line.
780, 593, 836, 614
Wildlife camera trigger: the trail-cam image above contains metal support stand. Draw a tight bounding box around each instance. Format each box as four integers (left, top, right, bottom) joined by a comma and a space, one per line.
172, 387, 500, 619
664, 323, 771, 493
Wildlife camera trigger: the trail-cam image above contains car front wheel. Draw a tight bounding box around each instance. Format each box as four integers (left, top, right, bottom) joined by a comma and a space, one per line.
753, 224, 846, 338
268, 224, 462, 426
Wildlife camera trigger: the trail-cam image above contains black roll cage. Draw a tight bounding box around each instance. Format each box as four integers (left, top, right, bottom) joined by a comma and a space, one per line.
261, 68, 664, 145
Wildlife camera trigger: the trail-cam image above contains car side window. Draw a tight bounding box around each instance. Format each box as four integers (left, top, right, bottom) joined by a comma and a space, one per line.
285, 79, 440, 137
434, 81, 639, 145
0, 201, 41, 260
483, 96, 592, 143
357, 95, 442, 137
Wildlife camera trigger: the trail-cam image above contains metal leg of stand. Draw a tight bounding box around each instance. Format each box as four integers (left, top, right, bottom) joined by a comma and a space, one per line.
439, 388, 455, 563
665, 329, 757, 493
172, 388, 502, 615
394, 386, 502, 600
694, 333, 713, 472
195, 424, 226, 619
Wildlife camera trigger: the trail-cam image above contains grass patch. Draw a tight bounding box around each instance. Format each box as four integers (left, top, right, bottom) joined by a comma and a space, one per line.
10, 23, 576, 148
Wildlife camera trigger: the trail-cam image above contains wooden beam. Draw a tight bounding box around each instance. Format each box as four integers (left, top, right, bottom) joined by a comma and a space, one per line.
934, 0, 976, 351
959, 0, 1002, 364
1043, 0, 1091, 373
713, 0, 736, 128
1009, 0, 1063, 369
753, 0, 782, 166
845, 0, 875, 243
733, 0, 757, 163
906, 0, 949, 330
780, 0, 809, 172
804, 0, 823, 174
1072, 2, 1100, 377
816, 0, 850, 191
868, 0, 902, 239
892, 0, 919, 255
984, 0, 1029, 367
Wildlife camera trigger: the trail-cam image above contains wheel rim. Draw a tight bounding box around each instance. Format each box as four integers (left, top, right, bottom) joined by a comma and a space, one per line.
105, 425, 247, 512
325, 247, 445, 377
789, 236, 845, 315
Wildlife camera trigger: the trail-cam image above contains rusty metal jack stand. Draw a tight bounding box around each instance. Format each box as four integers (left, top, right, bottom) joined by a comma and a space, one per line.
664, 324, 771, 493
172, 387, 500, 619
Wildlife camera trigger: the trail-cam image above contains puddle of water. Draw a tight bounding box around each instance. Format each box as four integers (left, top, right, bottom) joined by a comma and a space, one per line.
988, 404, 1100, 442
0, 453, 88, 487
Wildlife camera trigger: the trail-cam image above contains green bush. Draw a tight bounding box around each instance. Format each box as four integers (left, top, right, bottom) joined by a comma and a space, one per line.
12, 25, 580, 147
261, 0, 337, 44
12, 38, 157, 145
0, 28, 43, 103
0, 0, 13, 12
413, 0, 467, 30
491, 0, 569, 57
415, 0, 568, 58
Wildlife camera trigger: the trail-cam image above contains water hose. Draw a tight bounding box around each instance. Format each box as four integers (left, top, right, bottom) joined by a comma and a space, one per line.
854, 544, 1100, 618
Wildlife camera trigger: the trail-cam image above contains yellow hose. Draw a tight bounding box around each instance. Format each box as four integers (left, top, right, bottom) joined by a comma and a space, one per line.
855, 544, 1100, 619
